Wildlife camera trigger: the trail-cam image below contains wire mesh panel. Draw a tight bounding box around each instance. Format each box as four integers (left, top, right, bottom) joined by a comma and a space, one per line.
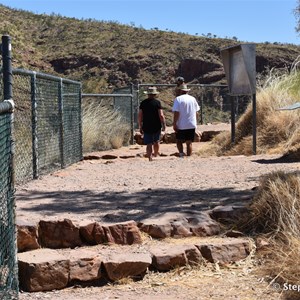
62, 81, 82, 166
0, 109, 18, 300
113, 86, 135, 124
113, 86, 135, 144
12, 74, 32, 183
35, 77, 61, 174
11, 69, 82, 183
82, 94, 132, 152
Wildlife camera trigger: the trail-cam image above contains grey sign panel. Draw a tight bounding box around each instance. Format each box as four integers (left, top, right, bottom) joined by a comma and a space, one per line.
221, 44, 256, 95
277, 102, 300, 110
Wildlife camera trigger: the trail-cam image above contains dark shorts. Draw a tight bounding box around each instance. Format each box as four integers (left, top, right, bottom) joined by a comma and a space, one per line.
176, 129, 195, 142
143, 131, 161, 145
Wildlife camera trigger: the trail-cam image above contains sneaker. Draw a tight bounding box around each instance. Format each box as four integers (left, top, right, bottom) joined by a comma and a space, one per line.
179, 153, 184, 158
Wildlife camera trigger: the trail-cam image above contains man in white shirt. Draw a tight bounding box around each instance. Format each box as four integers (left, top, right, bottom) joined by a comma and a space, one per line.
172, 84, 200, 157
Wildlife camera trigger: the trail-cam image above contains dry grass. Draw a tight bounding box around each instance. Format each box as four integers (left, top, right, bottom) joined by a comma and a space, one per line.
82, 101, 131, 153
238, 171, 300, 240
235, 171, 300, 299
261, 238, 300, 300
204, 68, 300, 158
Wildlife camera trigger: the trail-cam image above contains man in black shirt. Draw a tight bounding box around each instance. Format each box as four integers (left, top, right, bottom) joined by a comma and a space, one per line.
138, 86, 166, 161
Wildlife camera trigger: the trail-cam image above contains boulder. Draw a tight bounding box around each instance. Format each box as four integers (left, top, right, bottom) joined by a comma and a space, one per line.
107, 221, 143, 244
80, 221, 142, 245
139, 212, 221, 239
102, 250, 152, 281
18, 249, 69, 292
195, 238, 251, 265
38, 219, 82, 249
67, 248, 102, 283
200, 130, 223, 142
17, 220, 40, 252
150, 244, 202, 271
209, 205, 249, 224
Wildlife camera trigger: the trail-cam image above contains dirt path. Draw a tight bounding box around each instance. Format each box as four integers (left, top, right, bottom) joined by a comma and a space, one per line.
16, 141, 299, 299
16, 143, 300, 225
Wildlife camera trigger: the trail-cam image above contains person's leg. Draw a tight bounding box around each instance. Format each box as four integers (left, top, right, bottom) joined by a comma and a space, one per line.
146, 143, 153, 161
143, 133, 153, 161
176, 140, 184, 157
185, 129, 195, 156
186, 141, 192, 156
176, 130, 185, 157
152, 132, 161, 157
153, 142, 159, 157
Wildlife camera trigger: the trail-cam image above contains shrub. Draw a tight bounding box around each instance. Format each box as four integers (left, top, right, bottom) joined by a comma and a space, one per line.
82, 100, 131, 153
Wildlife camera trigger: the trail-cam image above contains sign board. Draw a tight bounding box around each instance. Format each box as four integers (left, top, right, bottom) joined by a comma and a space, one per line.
220, 44, 256, 95
277, 102, 300, 110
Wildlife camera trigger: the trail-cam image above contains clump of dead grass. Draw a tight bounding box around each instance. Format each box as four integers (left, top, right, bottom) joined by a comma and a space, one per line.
239, 171, 300, 240
262, 237, 300, 300
237, 170, 300, 298
201, 68, 300, 158
82, 101, 131, 153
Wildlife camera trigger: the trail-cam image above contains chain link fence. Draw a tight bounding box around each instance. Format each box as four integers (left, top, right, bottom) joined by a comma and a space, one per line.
12, 69, 82, 184
0, 64, 82, 299
137, 83, 252, 127
82, 87, 134, 152
0, 101, 18, 299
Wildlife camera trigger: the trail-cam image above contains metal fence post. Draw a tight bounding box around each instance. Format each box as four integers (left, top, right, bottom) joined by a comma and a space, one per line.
2, 34, 19, 297
2, 34, 14, 188
230, 94, 235, 144
31, 72, 38, 179
252, 93, 257, 154
2, 34, 14, 186
130, 84, 134, 144
78, 83, 83, 160
58, 78, 65, 168
2, 35, 12, 100
200, 93, 204, 125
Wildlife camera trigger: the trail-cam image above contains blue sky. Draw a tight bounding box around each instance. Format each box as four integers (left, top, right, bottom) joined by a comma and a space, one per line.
1, 0, 299, 45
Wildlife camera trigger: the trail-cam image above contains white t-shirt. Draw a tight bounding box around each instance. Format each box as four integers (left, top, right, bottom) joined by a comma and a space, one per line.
172, 94, 200, 129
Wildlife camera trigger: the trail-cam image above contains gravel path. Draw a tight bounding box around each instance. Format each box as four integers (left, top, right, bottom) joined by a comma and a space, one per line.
16, 141, 299, 300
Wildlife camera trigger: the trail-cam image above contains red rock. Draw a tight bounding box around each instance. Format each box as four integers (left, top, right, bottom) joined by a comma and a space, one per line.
17, 220, 40, 252
18, 249, 69, 292
102, 250, 151, 281
39, 219, 82, 249
196, 238, 251, 264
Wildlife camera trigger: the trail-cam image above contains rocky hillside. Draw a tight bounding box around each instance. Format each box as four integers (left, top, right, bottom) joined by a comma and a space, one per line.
1, 4, 300, 93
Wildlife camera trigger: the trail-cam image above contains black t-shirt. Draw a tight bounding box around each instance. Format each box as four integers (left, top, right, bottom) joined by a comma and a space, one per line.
139, 98, 162, 133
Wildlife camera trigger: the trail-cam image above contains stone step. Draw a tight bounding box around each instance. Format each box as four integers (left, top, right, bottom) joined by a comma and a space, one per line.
17, 206, 248, 252
18, 236, 253, 292
17, 206, 251, 292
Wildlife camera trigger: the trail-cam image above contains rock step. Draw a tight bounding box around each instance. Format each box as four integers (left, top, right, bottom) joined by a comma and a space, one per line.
18, 236, 253, 292
17, 207, 248, 252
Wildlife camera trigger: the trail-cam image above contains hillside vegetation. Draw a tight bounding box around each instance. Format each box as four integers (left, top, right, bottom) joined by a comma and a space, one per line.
0, 4, 300, 94
1, 4, 300, 156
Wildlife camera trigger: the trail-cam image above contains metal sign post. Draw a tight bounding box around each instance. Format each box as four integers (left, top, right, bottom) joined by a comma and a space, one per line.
221, 44, 256, 154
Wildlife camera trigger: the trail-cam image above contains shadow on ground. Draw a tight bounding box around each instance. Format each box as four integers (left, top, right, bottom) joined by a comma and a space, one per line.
17, 187, 255, 223
253, 157, 300, 164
